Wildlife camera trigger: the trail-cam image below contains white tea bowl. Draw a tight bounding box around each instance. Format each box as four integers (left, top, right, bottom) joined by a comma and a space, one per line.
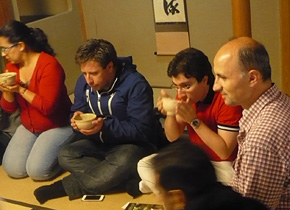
74, 113, 96, 129
162, 97, 178, 116
0, 72, 17, 86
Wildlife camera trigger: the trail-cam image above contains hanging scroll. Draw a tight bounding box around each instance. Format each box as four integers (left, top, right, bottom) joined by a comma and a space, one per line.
153, 0, 190, 55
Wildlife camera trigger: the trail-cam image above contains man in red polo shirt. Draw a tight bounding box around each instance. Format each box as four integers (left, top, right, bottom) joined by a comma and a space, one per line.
138, 47, 243, 194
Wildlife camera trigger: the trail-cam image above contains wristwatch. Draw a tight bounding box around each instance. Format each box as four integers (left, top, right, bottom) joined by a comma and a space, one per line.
190, 118, 201, 129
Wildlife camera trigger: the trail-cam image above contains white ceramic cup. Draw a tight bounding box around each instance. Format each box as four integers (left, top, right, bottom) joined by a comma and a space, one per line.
0, 72, 17, 86
74, 113, 96, 129
162, 97, 178, 116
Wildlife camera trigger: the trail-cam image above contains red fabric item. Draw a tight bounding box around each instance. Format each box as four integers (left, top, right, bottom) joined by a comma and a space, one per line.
186, 92, 242, 161
1, 52, 71, 133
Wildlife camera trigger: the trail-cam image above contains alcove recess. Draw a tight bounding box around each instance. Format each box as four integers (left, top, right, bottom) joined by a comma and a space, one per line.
13, 0, 69, 23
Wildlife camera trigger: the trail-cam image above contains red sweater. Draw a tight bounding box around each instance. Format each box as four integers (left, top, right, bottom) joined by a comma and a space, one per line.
1, 52, 72, 133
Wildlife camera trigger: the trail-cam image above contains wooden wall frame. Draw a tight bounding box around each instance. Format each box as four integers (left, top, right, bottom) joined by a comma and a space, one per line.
280, 0, 290, 95
0, 0, 14, 27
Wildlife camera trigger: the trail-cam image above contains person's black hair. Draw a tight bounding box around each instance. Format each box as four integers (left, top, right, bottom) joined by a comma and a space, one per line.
75, 39, 118, 68
167, 48, 214, 87
152, 140, 217, 197
238, 42, 271, 80
152, 140, 270, 210
0, 20, 55, 56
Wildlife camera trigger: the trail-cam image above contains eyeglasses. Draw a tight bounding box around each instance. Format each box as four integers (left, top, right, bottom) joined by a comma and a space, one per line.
170, 83, 192, 91
1, 42, 19, 54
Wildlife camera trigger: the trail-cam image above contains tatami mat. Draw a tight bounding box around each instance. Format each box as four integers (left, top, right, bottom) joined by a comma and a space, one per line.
0, 166, 158, 210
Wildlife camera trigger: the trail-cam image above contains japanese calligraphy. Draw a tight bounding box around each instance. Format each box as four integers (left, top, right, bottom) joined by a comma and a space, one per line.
163, 0, 180, 16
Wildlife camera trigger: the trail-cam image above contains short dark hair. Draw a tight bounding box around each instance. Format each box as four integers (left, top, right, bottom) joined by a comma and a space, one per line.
167, 48, 214, 87
152, 140, 269, 210
75, 39, 118, 68
0, 20, 55, 56
238, 42, 271, 80
152, 140, 216, 196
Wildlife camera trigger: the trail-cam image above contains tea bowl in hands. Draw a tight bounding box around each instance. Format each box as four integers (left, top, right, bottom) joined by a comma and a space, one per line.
162, 97, 178, 116
74, 113, 96, 129
0, 72, 17, 86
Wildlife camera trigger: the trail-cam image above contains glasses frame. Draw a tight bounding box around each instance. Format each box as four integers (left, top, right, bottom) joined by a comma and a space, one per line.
1, 42, 19, 54
170, 83, 192, 92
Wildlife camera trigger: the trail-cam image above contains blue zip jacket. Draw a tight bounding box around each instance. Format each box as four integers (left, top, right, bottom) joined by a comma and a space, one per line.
72, 56, 161, 147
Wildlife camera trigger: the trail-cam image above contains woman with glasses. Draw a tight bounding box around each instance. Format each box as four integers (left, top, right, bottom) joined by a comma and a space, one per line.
0, 20, 73, 181
137, 47, 243, 195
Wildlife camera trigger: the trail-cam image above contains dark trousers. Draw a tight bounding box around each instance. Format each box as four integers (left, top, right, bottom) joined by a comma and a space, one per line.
0, 132, 11, 165
58, 139, 153, 200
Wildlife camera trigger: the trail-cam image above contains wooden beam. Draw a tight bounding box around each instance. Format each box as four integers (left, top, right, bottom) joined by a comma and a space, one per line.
77, 0, 87, 41
0, 0, 14, 27
231, 0, 252, 37
0, 0, 15, 69
280, 0, 290, 95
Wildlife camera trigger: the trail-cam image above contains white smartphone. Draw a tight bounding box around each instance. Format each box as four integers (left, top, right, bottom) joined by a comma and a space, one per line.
81, 195, 105, 202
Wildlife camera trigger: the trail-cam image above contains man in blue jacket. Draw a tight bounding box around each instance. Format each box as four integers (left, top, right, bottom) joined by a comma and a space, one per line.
34, 39, 163, 203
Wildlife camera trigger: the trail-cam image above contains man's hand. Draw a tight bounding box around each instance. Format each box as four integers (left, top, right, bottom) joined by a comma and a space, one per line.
71, 111, 104, 135
157, 89, 173, 115
176, 98, 197, 124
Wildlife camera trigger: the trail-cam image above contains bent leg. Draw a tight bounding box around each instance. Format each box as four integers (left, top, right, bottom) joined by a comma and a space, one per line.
211, 161, 234, 185
0, 132, 11, 165
26, 126, 73, 181
58, 138, 104, 173
2, 125, 37, 178
137, 153, 159, 194
62, 143, 148, 200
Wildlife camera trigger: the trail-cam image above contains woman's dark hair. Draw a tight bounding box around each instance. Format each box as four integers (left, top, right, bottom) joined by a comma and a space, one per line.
167, 48, 214, 87
0, 20, 55, 56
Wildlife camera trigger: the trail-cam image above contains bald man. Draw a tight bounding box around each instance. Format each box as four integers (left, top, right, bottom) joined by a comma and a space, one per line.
213, 37, 289, 210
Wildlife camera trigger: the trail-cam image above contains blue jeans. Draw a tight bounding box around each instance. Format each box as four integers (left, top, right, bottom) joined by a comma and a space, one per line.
2, 124, 73, 180
59, 138, 153, 199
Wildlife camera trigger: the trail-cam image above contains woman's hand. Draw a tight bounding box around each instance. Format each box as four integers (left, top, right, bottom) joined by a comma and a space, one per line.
0, 84, 20, 93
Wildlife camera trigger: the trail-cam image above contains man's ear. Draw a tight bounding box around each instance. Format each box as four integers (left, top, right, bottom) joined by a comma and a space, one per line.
168, 189, 186, 210
248, 69, 260, 87
202, 75, 208, 85
106, 61, 114, 71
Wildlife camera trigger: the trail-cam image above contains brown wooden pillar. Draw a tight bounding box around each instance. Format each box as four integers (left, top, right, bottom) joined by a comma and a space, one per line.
231, 0, 252, 38
0, 0, 15, 70
280, 0, 290, 95
0, 0, 14, 27
77, 0, 87, 41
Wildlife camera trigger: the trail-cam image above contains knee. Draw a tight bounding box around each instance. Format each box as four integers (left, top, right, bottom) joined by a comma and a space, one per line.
3, 163, 27, 179
2, 157, 27, 178
137, 156, 148, 169
58, 144, 82, 170
26, 163, 56, 181
137, 154, 156, 170
58, 145, 71, 168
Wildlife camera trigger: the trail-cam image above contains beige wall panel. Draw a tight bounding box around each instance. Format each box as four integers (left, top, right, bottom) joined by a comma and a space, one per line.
81, 0, 281, 90
22, 0, 84, 94
251, 0, 281, 89
81, 0, 233, 88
